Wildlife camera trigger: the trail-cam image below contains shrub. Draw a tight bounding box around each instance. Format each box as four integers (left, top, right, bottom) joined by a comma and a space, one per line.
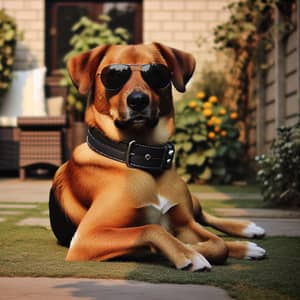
256, 122, 300, 207
60, 15, 130, 122
174, 92, 243, 184
0, 9, 18, 96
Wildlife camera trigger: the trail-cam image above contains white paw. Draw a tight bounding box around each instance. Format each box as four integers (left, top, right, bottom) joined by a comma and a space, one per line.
177, 258, 192, 270
243, 222, 265, 238
189, 253, 212, 272
245, 242, 266, 259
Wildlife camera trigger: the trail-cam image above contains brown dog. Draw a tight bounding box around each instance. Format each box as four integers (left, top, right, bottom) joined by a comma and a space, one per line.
49, 43, 266, 271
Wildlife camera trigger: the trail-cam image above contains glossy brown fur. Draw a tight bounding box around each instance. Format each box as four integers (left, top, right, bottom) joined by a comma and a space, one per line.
52, 43, 262, 269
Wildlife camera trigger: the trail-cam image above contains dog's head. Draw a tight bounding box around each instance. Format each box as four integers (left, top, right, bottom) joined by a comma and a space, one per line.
67, 43, 195, 144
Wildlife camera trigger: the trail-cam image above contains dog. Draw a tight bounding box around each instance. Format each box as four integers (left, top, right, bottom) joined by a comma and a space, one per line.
49, 42, 266, 271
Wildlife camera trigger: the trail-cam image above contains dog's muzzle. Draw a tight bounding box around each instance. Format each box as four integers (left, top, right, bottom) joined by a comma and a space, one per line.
115, 91, 159, 129
127, 91, 150, 112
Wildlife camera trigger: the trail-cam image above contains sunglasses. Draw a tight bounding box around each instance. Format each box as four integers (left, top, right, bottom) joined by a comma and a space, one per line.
99, 64, 172, 91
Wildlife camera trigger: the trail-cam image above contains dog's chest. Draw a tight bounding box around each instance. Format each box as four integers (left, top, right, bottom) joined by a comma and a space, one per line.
142, 195, 177, 231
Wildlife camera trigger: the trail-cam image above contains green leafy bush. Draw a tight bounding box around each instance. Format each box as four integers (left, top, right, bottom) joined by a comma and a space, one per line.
174, 92, 243, 183
0, 9, 17, 96
61, 15, 130, 121
256, 122, 300, 207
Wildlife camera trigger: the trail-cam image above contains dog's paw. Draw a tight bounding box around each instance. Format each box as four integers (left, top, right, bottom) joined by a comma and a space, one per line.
244, 242, 266, 260
177, 253, 211, 272
189, 253, 212, 272
243, 222, 265, 238
177, 258, 193, 270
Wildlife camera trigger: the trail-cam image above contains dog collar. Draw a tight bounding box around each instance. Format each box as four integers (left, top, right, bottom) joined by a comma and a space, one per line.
86, 127, 175, 173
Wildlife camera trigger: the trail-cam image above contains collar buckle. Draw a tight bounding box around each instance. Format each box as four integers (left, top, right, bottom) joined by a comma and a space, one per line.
163, 142, 175, 169
125, 140, 136, 168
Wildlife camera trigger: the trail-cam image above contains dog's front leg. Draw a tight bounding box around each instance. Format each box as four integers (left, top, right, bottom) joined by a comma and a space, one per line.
66, 222, 211, 271
176, 218, 229, 265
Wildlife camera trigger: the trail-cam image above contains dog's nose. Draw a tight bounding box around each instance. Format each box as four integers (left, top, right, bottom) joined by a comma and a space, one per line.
127, 91, 150, 112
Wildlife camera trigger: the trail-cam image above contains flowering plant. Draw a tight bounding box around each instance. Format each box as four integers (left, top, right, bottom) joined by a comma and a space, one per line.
173, 92, 243, 183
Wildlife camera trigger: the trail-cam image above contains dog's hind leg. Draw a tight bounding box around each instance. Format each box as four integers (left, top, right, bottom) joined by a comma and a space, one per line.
49, 188, 77, 247
192, 195, 265, 238
191, 196, 266, 260
49, 186, 87, 247
200, 211, 265, 238
225, 241, 266, 260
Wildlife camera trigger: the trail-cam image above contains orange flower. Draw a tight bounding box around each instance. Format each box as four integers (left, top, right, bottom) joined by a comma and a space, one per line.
188, 100, 198, 109
203, 109, 212, 117
230, 112, 238, 120
207, 119, 214, 126
221, 130, 227, 137
203, 102, 212, 109
219, 108, 227, 116
208, 132, 216, 139
214, 126, 221, 133
196, 91, 206, 99
214, 117, 222, 125
208, 96, 218, 103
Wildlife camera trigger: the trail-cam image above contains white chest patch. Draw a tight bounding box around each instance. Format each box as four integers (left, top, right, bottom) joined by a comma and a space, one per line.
152, 195, 177, 214
143, 195, 177, 231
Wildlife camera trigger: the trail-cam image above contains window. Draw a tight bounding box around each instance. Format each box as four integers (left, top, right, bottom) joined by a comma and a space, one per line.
45, 1, 143, 74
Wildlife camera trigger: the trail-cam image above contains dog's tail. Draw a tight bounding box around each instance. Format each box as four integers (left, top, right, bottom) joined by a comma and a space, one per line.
49, 188, 77, 247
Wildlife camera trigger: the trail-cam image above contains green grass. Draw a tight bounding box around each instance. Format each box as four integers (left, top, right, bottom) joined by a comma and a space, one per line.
200, 199, 266, 215
188, 184, 260, 193
1, 200, 300, 300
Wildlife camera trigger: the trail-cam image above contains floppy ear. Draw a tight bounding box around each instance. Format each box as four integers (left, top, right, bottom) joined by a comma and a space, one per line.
67, 45, 110, 95
153, 42, 196, 92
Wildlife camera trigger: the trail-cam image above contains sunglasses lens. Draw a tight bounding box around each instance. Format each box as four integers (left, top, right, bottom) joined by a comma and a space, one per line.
141, 64, 171, 89
101, 65, 131, 90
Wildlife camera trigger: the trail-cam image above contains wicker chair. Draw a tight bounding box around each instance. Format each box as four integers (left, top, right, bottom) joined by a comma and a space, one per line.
17, 116, 67, 180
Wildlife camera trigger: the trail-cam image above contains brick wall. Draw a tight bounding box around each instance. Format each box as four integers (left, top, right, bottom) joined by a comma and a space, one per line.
0, 0, 230, 74
0, 0, 44, 70
144, 0, 230, 78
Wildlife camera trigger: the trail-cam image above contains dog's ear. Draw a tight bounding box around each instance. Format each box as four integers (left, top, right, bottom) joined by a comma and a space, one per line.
153, 42, 196, 93
67, 45, 110, 95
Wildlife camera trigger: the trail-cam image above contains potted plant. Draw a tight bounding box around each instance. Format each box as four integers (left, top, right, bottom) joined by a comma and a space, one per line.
60, 15, 130, 149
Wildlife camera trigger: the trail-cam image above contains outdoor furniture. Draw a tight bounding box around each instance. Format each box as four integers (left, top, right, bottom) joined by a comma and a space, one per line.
0, 125, 19, 172
17, 116, 67, 180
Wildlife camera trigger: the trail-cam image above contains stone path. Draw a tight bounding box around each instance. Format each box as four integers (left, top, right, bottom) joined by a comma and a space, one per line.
0, 178, 52, 203
214, 208, 300, 218
0, 277, 233, 300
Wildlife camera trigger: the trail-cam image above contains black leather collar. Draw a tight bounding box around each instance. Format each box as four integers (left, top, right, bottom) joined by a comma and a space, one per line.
86, 127, 175, 173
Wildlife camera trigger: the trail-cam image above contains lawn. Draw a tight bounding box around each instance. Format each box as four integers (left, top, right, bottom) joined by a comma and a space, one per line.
0, 194, 300, 300
189, 184, 261, 194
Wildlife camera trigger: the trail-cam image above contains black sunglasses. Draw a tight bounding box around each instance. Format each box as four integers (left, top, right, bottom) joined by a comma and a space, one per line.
99, 64, 172, 91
